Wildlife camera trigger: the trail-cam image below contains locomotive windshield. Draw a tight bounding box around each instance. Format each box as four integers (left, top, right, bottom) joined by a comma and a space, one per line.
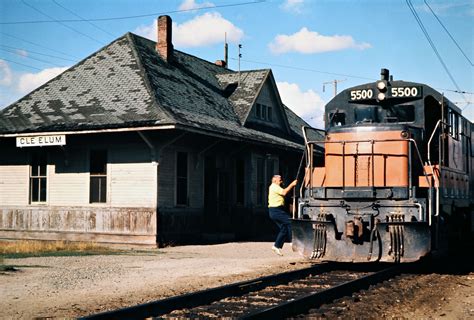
328, 104, 415, 128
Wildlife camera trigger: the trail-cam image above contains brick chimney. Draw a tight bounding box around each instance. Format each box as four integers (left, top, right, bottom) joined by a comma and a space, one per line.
156, 15, 173, 62
215, 60, 227, 68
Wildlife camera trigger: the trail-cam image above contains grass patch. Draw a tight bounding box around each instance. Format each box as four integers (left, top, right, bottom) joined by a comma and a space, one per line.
0, 240, 122, 259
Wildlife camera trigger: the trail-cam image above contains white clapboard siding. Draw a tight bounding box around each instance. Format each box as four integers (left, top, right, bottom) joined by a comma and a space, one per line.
109, 147, 156, 208
48, 148, 89, 206
48, 169, 89, 206
0, 165, 29, 205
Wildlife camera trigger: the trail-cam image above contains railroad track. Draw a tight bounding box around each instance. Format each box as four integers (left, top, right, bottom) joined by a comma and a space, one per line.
81, 263, 408, 319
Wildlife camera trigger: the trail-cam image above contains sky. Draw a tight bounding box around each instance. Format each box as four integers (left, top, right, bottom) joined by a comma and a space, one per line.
0, 0, 472, 129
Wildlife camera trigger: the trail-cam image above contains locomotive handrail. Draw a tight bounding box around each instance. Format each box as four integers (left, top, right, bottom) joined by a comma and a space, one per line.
426, 120, 449, 225
303, 137, 431, 192
427, 120, 449, 166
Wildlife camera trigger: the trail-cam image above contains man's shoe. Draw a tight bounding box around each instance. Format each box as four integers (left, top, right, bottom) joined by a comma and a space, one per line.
272, 246, 283, 256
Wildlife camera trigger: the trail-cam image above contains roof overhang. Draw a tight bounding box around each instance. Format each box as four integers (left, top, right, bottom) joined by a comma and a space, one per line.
0, 125, 177, 138
0, 123, 306, 152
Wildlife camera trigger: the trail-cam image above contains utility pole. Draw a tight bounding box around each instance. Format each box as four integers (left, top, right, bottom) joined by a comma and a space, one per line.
323, 79, 346, 97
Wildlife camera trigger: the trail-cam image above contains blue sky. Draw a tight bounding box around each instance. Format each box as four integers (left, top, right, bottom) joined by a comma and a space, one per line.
0, 0, 472, 128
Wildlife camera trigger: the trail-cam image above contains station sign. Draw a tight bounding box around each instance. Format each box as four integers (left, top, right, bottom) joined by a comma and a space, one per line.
16, 135, 66, 147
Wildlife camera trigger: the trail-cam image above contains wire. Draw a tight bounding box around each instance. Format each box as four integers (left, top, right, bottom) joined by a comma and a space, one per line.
0, 31, 80, 59
20, 0, 105, 45
0, 44, 76, 62
1, 1, 266, 24
437, 88, 474, 95
406, 0, 470, 106
51, 0, 116, 38
0, 57, 42, 71
230, 57, 375, 81
424, 0, 473, 66
0, 47, 64, 67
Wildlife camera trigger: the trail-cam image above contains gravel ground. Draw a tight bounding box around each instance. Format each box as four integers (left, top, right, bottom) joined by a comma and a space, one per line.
1, 242, 473, 319
1, 242, 306, 319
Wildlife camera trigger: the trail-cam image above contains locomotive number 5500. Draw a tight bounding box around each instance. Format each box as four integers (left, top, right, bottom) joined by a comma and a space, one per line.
391, 87, 418, 98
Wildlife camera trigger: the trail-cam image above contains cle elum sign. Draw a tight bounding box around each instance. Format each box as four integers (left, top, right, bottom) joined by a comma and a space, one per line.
16, 135, 66, 147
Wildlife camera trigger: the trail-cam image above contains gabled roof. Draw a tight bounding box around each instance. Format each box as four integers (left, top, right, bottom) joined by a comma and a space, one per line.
0, 32, 311, 151
0, 34, 173, 133
216, 70, 269, 124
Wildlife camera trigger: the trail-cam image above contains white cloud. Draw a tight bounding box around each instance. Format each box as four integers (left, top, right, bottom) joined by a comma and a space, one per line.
178, 0, 214, 11
277, 81, 325, 129
17, 66, 68, 94
281, 0, 305, 14
134, 12, 243, 48
0, 60, 13, 86
269, 27, 371, 54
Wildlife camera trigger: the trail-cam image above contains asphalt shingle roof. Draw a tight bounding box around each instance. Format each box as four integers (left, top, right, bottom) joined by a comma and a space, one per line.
0, 32, 313, 151
216, 70, 269, 124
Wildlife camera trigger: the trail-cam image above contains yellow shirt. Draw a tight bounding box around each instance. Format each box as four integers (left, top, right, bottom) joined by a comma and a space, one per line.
268, 183, 285, 207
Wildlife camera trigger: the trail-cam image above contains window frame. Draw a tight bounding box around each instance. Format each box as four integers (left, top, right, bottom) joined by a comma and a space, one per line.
89, 149, 108, 204
29, 151, 48, 204
256, 103, 262, 119
255, 156, 278, 207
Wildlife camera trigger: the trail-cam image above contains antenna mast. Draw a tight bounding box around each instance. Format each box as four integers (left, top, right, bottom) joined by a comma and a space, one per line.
238, 44, 242, 84
323, 79, 346, 97
224, 32, 228, 67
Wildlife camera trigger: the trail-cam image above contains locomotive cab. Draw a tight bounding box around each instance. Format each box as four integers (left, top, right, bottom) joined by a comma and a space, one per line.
292, 69, 473, 263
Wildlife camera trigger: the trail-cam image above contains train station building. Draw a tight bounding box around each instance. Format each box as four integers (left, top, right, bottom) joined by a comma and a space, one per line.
0, 16, 322, 246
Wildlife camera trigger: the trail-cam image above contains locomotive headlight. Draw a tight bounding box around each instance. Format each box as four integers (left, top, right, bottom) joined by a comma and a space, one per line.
376, 80, 387, 91
377, 92, 386, 101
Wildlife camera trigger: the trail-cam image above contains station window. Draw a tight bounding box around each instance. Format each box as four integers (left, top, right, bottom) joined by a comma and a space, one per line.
30, 152, 47, 203
176, 152, 188, 206
89, 149, 107, 203
255, 103, 273, 122
256, 104, 262, 118
256, 157, 276, 206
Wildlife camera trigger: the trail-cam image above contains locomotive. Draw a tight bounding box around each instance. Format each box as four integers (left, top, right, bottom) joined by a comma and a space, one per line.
292, 69, 473, 263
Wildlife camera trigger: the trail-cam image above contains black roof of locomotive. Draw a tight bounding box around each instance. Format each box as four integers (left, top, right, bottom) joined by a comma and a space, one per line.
324, 75, 463, 130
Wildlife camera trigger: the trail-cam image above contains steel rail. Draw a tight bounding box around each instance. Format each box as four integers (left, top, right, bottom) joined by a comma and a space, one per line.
242, 265, 405, 320
79, 263, 333, 320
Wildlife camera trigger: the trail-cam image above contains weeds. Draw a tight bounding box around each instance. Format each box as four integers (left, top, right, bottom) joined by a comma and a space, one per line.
0, 240, 118, 259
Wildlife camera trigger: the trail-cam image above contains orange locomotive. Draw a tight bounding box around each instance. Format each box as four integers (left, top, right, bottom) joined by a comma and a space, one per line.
292, 69, 473, 262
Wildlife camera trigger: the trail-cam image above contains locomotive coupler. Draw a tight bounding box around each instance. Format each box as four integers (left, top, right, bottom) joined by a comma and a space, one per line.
345, 217, 365, 243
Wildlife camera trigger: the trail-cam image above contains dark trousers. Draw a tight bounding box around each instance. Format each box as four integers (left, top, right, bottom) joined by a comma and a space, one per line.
269, 206, 292, 249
